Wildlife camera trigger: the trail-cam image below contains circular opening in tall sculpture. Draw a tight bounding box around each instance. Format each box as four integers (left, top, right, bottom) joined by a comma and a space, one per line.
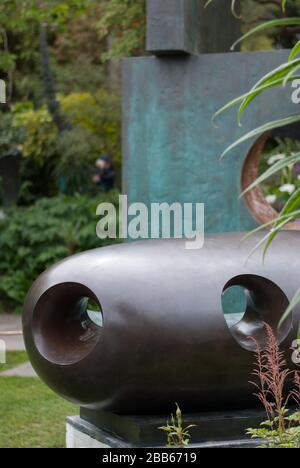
32, 282, 103, 366
242, 129, 300, 230
222, 275, 292, 352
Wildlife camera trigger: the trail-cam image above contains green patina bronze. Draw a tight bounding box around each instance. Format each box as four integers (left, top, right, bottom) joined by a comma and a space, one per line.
123, 0, 296, 234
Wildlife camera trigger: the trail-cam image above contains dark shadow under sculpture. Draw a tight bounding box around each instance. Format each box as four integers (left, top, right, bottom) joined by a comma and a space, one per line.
23, 232, 300, 415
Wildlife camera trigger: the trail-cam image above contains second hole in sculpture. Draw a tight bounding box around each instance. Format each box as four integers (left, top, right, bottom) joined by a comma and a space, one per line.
222, 285, 248, 329
82, 297, 103, 328
221, 275, 291, 352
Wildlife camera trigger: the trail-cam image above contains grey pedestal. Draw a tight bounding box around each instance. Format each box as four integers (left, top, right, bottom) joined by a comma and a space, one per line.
66, 407, 266, 449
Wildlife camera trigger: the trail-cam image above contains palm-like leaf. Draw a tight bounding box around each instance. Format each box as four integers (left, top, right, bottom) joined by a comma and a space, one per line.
242, 210, 300, 240
205, 0, 239, 17
289, 41, 300, 62
238, 60, 300, 125
210, 0, 300, 319
279, 288, 300, 328
231, 18, 300, 51
213, 75, 300, 125
221, 115, 300, 158
243, 191, 300, 261
241, 152, 300, 196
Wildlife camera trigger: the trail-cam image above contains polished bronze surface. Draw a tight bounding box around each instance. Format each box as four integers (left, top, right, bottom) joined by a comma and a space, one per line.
23, 232, 300, 414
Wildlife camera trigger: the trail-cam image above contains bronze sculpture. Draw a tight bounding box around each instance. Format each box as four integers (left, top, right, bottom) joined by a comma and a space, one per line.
23, 232, 300, 415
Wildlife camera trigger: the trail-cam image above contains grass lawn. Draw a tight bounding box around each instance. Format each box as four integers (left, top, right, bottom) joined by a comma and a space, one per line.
0, 353, 78, 448
0, 351, 28, 373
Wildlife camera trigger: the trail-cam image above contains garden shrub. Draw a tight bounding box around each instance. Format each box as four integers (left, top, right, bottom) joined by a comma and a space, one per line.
13, 102, 57, 164
12, 90, 121, 199
0, 111, 25, 157
61, 90, 121, 168
54, 127, 100, 194
0, 191, 120, 312
13, 90, 121, 166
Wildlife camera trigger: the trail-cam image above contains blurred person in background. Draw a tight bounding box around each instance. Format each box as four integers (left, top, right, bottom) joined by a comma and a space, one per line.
93, 155, 115, 192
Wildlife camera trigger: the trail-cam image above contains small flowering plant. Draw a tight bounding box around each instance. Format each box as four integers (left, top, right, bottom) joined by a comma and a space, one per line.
159, 404, 196, 448
247, 324, 300, 448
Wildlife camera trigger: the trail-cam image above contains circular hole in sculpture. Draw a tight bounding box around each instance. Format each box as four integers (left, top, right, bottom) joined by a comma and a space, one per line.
32, 283, 103, 366
84, 297, 103, 328
242, 126, 300, 230
222, 275, 292, 352
222, 285, 247, 328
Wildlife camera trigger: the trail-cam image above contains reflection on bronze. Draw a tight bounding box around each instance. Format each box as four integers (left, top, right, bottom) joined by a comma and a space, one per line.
23, 232, 300, 414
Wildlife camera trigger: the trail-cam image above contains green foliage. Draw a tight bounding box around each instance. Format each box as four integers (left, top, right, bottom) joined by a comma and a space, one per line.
231, 17, 300, 51
159, 404, 196, 448
246, 325, 300, 448
0, 111, 25, 204
14, 91, 121, 163
61, 91, 121, 165
279, 288, 300, 328
0, 0, 89, 85
0, 111, 24, 156
96, 0, 146, 60
11, 90, 121, 197
247, 412, 300, 448
214, 0, 300, 320
208, 0, 300, 50
0, 0, 88, 30
241, 137, 300, 215
13, 102, 57, 163
54, 127, 98, 194
0, 192, 120, 311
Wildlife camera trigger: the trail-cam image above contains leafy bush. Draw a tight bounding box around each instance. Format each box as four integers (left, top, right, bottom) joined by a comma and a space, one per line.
0, 111, 24, 157
0, 110, 25, 205
96, 0, 146, 60
0, 191, 120, 312
12, 90, 121, 199
61, 90, 121, 166
13, 102, 57, 164
13, 91, 120, 164
54, 127, 99, 194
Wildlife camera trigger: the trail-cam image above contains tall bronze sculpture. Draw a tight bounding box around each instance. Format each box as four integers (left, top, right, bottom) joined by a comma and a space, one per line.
124, 0, 297, 234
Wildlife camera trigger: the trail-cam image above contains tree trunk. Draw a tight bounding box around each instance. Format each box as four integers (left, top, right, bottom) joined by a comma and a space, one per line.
38, 23, 71, 133
107, 35, 121, 92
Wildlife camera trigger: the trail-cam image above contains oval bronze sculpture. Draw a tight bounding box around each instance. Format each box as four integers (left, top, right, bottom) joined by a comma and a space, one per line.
23, 232, 300, 415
